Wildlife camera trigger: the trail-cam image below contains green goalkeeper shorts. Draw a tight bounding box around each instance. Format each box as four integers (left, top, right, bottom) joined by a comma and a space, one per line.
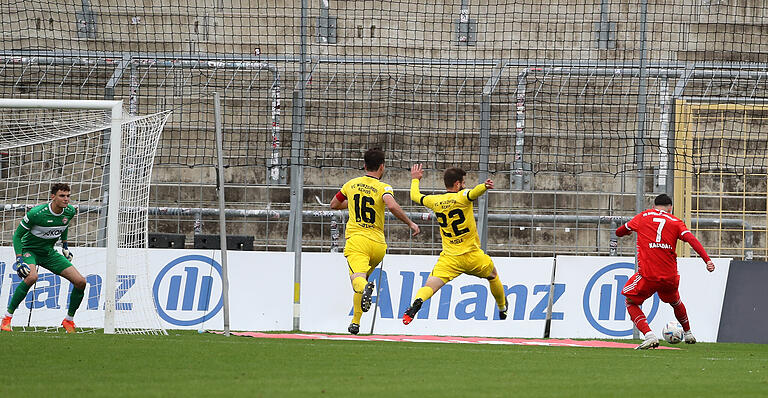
20, 249, 73, 275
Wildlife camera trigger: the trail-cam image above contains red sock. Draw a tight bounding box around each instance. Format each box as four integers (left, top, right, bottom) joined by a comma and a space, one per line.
671, 300, 691, 332
626, 301, 652, 335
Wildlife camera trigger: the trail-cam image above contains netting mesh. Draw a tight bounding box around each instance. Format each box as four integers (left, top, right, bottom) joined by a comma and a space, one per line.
1, 1, 767, 258
0, 105, 170, 334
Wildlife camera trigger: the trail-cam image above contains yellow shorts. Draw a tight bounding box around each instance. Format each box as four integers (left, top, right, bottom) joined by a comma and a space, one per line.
344, 235, 387, 276
431, 249, 495, 283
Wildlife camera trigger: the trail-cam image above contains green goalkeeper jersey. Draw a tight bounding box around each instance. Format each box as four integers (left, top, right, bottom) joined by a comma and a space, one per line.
13, 203, 76, 254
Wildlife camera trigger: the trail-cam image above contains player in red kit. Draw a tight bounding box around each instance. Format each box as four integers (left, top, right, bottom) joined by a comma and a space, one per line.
615, 194, 716, 349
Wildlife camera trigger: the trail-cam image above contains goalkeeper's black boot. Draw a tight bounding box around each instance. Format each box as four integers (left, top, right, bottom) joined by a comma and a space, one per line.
361, 281, 375, 312
499, 297, 509, 320
348, 323, 360, 335
402, 298, 423, 325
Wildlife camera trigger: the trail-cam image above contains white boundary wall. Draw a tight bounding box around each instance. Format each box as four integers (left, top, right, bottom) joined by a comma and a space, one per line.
301, 253, 555, 337
549, 256, 731, 341
0, 249, 730, 341
0, 248, 294, 331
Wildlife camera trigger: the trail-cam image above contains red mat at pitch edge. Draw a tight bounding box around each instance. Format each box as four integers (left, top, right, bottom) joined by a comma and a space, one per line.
208, 331, 679, 349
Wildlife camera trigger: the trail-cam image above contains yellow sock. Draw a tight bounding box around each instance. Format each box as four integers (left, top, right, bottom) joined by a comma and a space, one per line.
488, 276, 506, 310
415, 286, 435, 302
352, 276, 368, 294
352, 292, 363, 324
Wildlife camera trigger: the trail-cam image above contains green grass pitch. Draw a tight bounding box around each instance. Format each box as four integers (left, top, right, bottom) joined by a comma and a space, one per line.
2, 331, 766, 397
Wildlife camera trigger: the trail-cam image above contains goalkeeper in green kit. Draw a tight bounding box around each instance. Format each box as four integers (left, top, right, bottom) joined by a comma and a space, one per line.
1, 183, 86, 333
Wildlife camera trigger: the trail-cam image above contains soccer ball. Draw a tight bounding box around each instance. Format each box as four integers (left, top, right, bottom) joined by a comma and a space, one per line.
662, 321, 684, 344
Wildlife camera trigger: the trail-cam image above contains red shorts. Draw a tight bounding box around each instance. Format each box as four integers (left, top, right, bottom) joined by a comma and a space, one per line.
621, 272, 680, 304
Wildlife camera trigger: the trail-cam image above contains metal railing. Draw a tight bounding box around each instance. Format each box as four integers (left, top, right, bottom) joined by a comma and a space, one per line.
10, 204, 743, 259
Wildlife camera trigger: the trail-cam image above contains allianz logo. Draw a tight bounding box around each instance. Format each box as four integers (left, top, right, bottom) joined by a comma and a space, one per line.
582, 262, 659, 337
153, 255, 223, 326
0, 261, 134, 311
351, 270, 565, 321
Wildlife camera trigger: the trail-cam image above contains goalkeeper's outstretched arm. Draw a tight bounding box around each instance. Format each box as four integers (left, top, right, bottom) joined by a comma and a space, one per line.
58, 218, 74, 261
60, 223, 69, 244
12, 224, 29, 277
12, 223, 27, 257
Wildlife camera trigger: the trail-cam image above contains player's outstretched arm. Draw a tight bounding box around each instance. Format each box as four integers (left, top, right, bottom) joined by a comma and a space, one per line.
681, 232, 715, 272
12, 223, 30, 278
614, 223, 631, 237
330, 190, 348, 210
12, 223, 26, 257
615, 213, 641, 237
467, 179, 492, 201
410, 164, 423, 180
410, 164, 426, 204
60, 225, 74, 261
13, 255, 29, 278
61, 240, 74, 261
383, 194, 420, 236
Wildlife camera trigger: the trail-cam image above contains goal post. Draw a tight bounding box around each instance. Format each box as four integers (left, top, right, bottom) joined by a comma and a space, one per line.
673, 99, 765, 260
0, 98, 170, 334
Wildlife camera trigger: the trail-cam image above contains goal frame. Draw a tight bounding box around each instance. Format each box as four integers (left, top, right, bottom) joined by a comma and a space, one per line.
673, 99, 763, 261
0, 98, 123, 334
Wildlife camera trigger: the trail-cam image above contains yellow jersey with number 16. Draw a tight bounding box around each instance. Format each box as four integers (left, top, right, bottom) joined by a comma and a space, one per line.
411, 179, 487, 256
340, 175, 393, 244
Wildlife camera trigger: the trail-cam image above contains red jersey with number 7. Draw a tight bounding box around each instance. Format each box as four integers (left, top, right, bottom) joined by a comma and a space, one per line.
622, 209, 691, 280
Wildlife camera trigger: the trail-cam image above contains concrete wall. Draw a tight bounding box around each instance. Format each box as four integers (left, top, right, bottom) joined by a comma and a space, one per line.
4, 1, 768, 60
0, 1, 765, 257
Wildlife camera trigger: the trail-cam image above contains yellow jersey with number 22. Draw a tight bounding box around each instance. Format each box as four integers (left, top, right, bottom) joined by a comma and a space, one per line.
411, 179, 487, 256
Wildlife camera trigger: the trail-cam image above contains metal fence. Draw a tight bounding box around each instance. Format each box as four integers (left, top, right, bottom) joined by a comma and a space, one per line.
1, 1, 767, 259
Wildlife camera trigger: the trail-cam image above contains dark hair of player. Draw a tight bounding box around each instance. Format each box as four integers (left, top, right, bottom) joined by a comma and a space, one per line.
654, 193, 673, 206
50, 183, 71, 195
443, 167, 466, 189
363, 148, 385, 171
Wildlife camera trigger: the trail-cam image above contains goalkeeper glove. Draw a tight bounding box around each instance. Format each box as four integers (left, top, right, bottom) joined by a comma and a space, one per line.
61, 242, 73, 262
14, 256, 30, 279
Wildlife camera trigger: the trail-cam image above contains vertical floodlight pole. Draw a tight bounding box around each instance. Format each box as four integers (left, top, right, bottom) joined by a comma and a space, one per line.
656, 78, 670, 193
632, 0, 650, 341
478, 95, 491, 249
287, 0, 309, 331
214, 92, 231, 337
512, 69, 529, 191
478, 64, 503, 249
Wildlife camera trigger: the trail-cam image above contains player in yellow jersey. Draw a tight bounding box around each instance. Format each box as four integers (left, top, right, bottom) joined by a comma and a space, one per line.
402, 164, 508, 325
330, 148, 420, 334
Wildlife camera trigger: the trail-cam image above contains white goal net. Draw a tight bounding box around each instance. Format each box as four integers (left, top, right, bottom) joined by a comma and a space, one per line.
0, 99, 171, 334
